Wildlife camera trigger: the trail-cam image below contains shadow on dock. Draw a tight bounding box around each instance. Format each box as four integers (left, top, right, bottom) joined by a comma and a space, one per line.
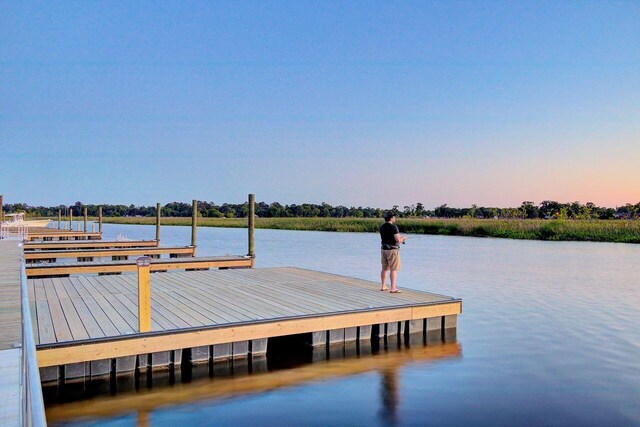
43, 333, 461, 423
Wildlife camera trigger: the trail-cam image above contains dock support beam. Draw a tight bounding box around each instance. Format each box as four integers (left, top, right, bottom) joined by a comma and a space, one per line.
191, 199, 197, 255
58, 209, 61, 229
69, 208, 73, 231
156, 202, 161, 242
248, 193, 255, 262
84, 207, 88, 233
137, 257, 152, 333
99, 207, 103, 233
0, 194, 3, 224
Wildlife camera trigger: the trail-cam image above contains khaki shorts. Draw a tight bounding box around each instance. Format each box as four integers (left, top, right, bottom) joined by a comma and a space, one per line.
381, 249, 401, 271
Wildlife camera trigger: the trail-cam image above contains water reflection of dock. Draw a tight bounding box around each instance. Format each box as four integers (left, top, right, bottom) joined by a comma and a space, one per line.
44, 341, 461, 423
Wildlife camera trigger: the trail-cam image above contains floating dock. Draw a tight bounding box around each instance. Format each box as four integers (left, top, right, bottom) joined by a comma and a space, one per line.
25, 255, 253, 277
23, 245, 196, 263
32, 267, 461, 382
24, 240, 159, 251
24, 228, 102, 242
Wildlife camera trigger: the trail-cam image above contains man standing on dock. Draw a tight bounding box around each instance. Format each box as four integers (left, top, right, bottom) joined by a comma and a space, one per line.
380, 212, 406, 293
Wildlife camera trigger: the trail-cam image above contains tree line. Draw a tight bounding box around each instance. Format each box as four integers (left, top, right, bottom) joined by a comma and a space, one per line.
3, 200, 640, 220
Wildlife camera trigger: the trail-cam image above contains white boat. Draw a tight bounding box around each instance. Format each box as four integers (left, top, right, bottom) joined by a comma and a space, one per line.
1, 212, 53, 228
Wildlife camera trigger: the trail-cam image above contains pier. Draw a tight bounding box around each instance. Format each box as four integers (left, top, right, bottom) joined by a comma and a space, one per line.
33, 267, 461, 383
25, 255, 253, 278
0, 194, 461, 424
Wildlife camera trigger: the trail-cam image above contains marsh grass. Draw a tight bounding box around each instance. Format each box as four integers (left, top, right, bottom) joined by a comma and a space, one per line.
101, 216, 640, 243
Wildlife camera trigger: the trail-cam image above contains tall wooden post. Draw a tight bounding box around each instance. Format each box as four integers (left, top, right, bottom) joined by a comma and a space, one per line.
69, 208, 73, 231
83, 207, 88, 233
248, 193, 255, 262
156, 203, 161, 242
191, 199, 197, 254
0, 194, 3, 225
98, 207, 103, 233
137, 257, 152, 333
58, 209, 61, 229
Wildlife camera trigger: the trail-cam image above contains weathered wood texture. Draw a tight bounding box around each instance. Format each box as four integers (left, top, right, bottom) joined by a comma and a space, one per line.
31, 267, 461, 367
0, 241, 22, 350
0, 241, 22, 427
0, 349, 20, 427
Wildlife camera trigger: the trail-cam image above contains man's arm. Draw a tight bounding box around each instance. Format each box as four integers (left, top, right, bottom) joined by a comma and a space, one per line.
394, 233, 406, 245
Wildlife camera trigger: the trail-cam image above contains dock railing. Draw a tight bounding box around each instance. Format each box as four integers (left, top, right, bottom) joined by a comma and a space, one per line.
0, 224, 29, 241
20, 258, 47, 426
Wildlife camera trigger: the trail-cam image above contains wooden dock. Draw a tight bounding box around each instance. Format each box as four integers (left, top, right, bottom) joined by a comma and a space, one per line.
25, 228, 102, 242
24, 240, 159, 251
24, 245, 195, 263
0, 241, 22, 426
26, 255, 254, 277
31, 267, 461, 382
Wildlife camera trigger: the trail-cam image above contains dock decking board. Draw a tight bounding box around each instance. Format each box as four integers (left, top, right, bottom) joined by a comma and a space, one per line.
0, 241, 22, 350
0, 241, 23, 427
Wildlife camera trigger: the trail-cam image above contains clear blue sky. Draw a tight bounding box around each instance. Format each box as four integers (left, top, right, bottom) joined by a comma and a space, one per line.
1, 1, 638, 208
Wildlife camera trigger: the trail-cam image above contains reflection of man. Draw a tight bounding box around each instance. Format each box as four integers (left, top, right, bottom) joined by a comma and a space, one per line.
379, 212, 406, 293
380, 367, 399, 424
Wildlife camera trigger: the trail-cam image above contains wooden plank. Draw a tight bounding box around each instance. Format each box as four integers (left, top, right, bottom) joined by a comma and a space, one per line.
107, 276, 180, 331
36, 302, 462, 366
43, 279, 73, 343
75, 277, 135, 336
24, 240, 158, 250
69, 298, 105, 339
78, 297, 120, 338
35, 300, 56, 345
152, 273, 272, 320
177, 271, 312, 317
24, 246, 195, 260
25, 256, 251, 277
27, 279, 39, 343
57, 298, 89, 341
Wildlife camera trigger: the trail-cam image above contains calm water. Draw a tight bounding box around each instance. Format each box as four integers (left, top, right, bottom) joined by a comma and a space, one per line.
46, 223, 640, 426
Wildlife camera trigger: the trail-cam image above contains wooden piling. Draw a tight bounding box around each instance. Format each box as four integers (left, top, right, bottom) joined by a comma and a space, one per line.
248, 193, 255, 260
137, 257, 152, 333
58, 209, 61, 229
69, 208, 73, 231
156, 203, 161, 242
98, 207, 103, 233
83, 207, 88, 233
191, 199, 197, 254
0, 194, 3, 224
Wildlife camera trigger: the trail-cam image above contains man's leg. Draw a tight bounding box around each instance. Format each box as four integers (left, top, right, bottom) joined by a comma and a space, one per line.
380, 269, 389, 290
390, 270, 398, 291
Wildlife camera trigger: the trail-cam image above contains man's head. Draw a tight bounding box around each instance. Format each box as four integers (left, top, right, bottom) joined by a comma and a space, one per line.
384, 212, 396, 223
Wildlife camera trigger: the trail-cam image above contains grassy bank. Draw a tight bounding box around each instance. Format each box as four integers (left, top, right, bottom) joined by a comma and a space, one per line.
101, 217, 640, 244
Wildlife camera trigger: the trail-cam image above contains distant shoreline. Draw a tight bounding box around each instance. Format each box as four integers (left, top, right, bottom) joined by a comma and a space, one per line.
97, 217, 640, 244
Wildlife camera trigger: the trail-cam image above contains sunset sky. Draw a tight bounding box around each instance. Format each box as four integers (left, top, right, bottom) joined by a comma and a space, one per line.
1, 1, 639, 208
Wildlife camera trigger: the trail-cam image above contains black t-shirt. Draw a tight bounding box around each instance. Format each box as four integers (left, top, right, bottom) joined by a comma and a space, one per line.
380, 222, 400, 248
